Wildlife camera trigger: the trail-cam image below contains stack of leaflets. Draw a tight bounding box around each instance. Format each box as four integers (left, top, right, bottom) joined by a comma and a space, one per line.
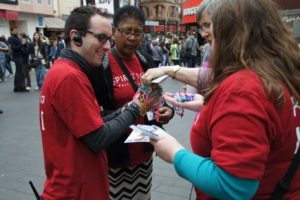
125, 124, 166, 143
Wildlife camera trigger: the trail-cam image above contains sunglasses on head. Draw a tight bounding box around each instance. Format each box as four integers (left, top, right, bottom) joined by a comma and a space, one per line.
83, 30, 111, 44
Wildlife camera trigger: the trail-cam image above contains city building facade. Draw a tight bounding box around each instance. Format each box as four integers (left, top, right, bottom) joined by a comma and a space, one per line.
181, 0, 300, 41
139, 0, 181, 36
0, 0, 54, 38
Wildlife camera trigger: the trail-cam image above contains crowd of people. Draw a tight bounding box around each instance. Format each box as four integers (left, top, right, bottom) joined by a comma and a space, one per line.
0, 29, 66, 92
139, 30, 207, 68
1, 0, 300, 199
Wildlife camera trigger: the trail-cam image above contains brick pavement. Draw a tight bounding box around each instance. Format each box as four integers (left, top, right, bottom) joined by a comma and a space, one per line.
0, 69, 196, 200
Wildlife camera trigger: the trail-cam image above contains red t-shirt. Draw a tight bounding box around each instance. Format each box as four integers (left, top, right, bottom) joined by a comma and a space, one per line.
40, 59, 109, 200
109, 52, 152, 167
190, 69, 300, 199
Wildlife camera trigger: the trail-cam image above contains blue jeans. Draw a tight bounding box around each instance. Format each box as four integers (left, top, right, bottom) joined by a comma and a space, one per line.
163, 53, 170, 66
0, 56, 6, 78
35, 60, 46, 89
187, 55, 197, 68
5, 54, 13, 74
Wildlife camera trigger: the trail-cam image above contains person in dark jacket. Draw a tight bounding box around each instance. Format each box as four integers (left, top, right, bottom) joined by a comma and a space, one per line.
20, 33, 31, 90
91, 5, 174, 200
7, 27, 27, 92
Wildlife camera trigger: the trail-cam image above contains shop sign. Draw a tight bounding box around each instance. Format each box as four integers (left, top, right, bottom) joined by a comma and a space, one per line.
154, 25, 164, 32
282, 15, 300, 23
182, 0, 203, 24
145, 21, 159, 26
0, 0, 18, 5
144, 26, 151, 32
166, 25, 176, 31
178, 26, 186, 32
95, 0, 114, 15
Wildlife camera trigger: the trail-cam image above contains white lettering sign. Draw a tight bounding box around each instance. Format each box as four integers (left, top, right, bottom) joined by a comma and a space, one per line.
183, 6, 200, 16
96, 0, 114, 14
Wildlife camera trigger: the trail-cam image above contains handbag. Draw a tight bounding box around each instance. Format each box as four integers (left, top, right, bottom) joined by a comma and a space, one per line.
29, 59, 39, 68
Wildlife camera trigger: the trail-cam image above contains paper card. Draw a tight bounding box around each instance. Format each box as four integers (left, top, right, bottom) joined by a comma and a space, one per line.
151, 75, 169, 84
124, 129, 150, 143
146, 111, 155, 121
124, 124, 166, 143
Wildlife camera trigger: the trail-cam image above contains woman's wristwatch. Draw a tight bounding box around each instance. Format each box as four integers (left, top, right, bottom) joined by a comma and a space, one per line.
170, 65, 181, 79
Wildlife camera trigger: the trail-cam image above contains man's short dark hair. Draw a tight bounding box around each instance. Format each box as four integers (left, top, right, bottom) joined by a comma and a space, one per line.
64, 6, 108, 47
113, 5, 145, 27
10, 27, 18, 32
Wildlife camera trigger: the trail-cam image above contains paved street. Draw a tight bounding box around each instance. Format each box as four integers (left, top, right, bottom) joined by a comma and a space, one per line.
0, 68, 196, 200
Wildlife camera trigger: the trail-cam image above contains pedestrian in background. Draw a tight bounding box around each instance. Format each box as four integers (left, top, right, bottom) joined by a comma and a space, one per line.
19, 33, 31, 90
151, 40, 163, 67
27, 32, 48, 90
0, 35, 14, 78
170, 37, 180, 65
7, 27, 27, 92
0, 36, 9, 82
184, 30, 198, 68
48, 36, 58, 64
56, 34, 65, 57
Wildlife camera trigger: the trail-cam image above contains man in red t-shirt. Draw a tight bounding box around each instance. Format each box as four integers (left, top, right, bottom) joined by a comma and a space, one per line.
39, 6, 158, 200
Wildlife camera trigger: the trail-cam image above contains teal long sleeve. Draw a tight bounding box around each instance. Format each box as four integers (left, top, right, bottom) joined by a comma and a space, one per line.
174, 149, 259, 200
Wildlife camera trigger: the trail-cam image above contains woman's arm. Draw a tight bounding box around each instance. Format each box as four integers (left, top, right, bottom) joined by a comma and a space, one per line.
174, 149, 259, 200
142, 66, 199, 88
150, 133, 259, 200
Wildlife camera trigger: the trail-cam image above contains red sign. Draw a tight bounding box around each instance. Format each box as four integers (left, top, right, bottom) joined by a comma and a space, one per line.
181, 0, 203, 24
275, 0, 300, 9
154, 25, 164, 32
178, 26, 186, 32
166, 25, 176, 31
0, 10, 18, 20
144, 26, 151, 32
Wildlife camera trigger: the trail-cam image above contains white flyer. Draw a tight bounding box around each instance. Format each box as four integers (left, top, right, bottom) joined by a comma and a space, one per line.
151, 75, 169, 84
124, 124, 166, 143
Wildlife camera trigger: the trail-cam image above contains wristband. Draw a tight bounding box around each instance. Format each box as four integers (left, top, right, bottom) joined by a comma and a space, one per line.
129, 101, 144, 117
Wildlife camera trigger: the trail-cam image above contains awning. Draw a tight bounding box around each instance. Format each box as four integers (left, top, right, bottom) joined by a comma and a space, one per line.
0, 10, 18, 20
44, 17, 65, 30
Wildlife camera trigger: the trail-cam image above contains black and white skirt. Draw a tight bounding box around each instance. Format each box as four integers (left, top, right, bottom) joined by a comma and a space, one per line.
109, 158, 152, 200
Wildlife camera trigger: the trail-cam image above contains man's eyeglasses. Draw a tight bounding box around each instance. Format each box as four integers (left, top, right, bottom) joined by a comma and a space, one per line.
198, 22, 211, 34
83, 30, 111, 44
117, 27, 144, 39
